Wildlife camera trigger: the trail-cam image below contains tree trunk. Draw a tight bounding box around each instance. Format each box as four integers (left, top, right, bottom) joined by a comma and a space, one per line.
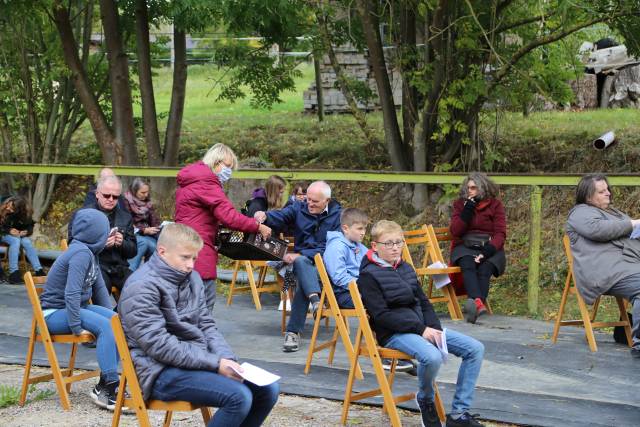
99, 0, 139, 165
163, 28, 187, 167
135, 0, 162, 166
52, 1, 119, 164
399, 2, 418, 148
356, 0, 408, 171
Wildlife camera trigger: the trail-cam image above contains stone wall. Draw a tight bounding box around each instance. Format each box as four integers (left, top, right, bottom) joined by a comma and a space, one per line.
303, 46, 402, 113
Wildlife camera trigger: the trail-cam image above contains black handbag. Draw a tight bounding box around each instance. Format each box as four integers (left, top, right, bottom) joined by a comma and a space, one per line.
462, 233, 491, 249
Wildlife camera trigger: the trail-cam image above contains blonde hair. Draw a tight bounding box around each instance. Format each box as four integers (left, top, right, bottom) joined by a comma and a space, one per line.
265, 175, 286, 210
370, 220, 403, 241
158, 223, 204, 251
202, 143, 238, 171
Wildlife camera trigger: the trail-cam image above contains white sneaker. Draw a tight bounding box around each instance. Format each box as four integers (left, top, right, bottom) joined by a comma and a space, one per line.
283, 332, 300, 352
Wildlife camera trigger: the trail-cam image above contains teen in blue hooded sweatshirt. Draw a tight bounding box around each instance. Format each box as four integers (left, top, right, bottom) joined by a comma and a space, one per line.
40, 208, 120, 411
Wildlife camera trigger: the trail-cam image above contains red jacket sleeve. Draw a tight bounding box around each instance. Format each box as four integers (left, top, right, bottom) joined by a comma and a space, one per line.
204, 185, 259, 233
489, 199, 506, 250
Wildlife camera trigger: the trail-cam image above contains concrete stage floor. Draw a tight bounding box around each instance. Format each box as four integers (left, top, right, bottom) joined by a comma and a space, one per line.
1, 284, 638, 427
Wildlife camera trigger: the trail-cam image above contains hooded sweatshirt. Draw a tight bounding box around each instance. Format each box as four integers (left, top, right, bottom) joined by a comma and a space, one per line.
40, 209, 111, 335
323, 230, 367, 296
175, 161, 260, 280
357, 249, 441, 346
245, 188, 268, 218
119, 252, 236, 400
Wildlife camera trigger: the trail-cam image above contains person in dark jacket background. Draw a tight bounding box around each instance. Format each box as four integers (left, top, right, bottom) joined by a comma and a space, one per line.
0, 195, 44, 283
244, 175, 286, 218
175, 143, 272, 311
449, 172, 506, 323
358, 220, 485, 427
254, 181, 341, 353
71, 175, 136, 295
41, 209, 119, 410
119, 223, 279, 427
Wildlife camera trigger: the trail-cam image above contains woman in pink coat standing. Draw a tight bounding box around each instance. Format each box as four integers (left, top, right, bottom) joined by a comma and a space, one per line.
175, 143, 272, 310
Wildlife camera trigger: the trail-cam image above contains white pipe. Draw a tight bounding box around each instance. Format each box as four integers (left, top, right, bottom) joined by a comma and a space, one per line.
593, 131, 616, 150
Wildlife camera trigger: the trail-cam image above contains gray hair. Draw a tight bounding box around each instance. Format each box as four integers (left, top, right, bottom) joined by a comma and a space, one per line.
202, 143, 238, 170
575, 173, 610, 205
307, 181, 331, 199
459, 172, 498, 200
97, 175, 122, 191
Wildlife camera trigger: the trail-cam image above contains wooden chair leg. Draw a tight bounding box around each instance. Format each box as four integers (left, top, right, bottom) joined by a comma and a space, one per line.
41, 337, 72, 410
19, 320, 37, 406
201, 407, 212, 424
162, 411, 173, 427
591, 296, 601, 322
112, 376, 127, 427
617, 297, 633, 347
65, 343, 79, 393
552, 272, 572, 344
226, 261, 241, 306
242, 261, 262, 311
341, 328, 362, 426
434, 383, 446, 422
576, 292, 598, 352
304, 292, 327, 375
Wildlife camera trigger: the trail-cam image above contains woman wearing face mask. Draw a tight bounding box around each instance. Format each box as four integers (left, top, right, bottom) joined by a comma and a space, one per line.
175, 143, 272, 311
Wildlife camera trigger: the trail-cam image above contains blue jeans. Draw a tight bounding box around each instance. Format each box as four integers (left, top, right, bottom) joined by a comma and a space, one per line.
45, 305, 119, 382
334, 288, 354, 308
286, 256, 321, 334
151, 366, 279, 427
2, 235, 42, 273
385, 329, 484, 416
128, 234, 157, 271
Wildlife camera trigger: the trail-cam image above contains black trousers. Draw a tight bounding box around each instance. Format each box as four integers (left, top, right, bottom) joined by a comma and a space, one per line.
457, 255, 497, 300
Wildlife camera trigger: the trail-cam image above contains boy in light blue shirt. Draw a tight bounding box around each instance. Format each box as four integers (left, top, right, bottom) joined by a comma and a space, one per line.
323, 208, 369, 308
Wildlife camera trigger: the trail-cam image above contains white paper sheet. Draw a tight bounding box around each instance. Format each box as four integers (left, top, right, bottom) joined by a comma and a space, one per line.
631, 224, 640, 239
436, 328, 449, 363
231, 362, 280, 386
428, 261, 452, 289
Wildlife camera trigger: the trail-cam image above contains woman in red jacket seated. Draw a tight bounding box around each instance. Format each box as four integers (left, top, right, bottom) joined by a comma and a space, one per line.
175, 143, 272, 311
449, 172, 506, 324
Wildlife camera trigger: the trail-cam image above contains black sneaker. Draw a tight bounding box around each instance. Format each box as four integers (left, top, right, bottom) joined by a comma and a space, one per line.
464, 299, 478, 324
91, 380, 117, 411
8, 271, 22, 285
283, 331, 300, 352
381, 358, 414, 372
34, 269, 46, 277
446, 412, 485, 427
416, 396, 441, 427
311, 300, 321, 319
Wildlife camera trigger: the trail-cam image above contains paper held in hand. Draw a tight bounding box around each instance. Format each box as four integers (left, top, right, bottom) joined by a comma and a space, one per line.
231, 362, 280, 386
436, 328, 449, 363
631, 224, 640, 239
428, 261, 452, 289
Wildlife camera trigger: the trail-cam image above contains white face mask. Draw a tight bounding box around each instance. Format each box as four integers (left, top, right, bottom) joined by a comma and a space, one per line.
217, 165, 233, 183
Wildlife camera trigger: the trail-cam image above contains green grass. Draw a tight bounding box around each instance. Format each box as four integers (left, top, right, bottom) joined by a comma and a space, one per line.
0, 384, 55, 408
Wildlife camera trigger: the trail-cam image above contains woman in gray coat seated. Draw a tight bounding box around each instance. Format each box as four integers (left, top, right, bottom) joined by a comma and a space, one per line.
566, 173, 640, 358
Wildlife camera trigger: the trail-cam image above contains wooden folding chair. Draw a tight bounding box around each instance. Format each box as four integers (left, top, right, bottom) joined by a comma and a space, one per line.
226, 260, 281, 311
401, 226, 463, 320
342, 281, 446, 426
110, 314, 212, 427
403, 225, 430, 269
431, 226, 493, 315
304, 254, 362, 379
19, 272, 100, 410
552, 235, 632, 352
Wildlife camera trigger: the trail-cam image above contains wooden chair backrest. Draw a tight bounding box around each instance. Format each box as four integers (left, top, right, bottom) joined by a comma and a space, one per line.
111, 314, 147, 409
402, 225, 430, 269
60, 239, 69, 251
562, 234, 574, 272
314, 253, 343, 313
348, 281, 381, 355
24, 272, 47, 315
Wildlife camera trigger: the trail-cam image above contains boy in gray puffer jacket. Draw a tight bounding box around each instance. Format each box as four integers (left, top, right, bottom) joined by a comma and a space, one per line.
119, 223, 279, 427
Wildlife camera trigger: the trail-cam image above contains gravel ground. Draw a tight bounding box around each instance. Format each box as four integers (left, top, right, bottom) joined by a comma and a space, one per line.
0, 364, 509, 426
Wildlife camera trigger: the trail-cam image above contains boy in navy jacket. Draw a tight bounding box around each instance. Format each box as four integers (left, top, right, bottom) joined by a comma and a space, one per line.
358, 220, 485, 427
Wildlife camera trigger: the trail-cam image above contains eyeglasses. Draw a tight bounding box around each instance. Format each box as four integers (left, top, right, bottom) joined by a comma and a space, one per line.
376, 240, 405, 249
467, 185, 478, 190
99, 192, 120, 200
